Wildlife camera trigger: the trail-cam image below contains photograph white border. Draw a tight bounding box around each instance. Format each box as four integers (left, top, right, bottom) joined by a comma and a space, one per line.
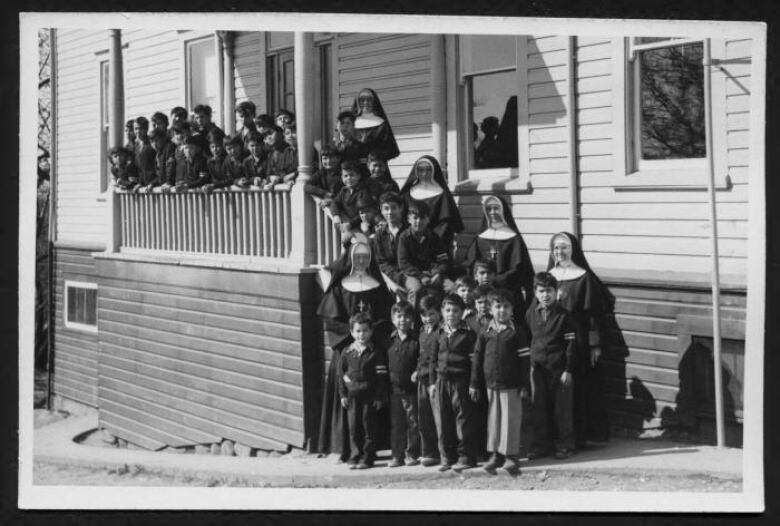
18, 11, 766, 512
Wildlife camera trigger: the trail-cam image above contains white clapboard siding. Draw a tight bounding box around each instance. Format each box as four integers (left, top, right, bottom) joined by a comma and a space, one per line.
54, 29, 110, 246
233, 31, 264, 105
124, 31, 183, 123
337, 33, 433, 176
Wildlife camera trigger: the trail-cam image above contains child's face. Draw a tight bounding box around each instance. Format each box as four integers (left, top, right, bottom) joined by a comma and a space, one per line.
151, 138, 165, 152
474, 266, 496, 286
338, 118, 355, 138
237, 110, 253, 127
342, 169, 360, 188
359, 208, 376, 224
110, 152, 122, 164
535, 285, 556, 308
407, 212, 428, 232
133, 123, 148, 141
475, 296, 490, 317
210, 142, 224, 157
321, 154, 336, 170
193, 112, 210, 128
151, 119, 166, 131
276, 114, 293, 128
225, 143, 240, 158
490, 300, 514, 324
172, 132, 186, 146
183, 144, 198, 161
420, 309, 441, 329
552, 236, 573, 266
455, 285, 474, 306
350, 322, 373, 345
264, 130, 281, 147
248, 140, 261, 158
441, 302, 463, 327
125, 126, 135, 140
368, 160, 386, 178
171, 114, 184, 125
392, 311, 412, 333
380, 202, 401, 225
284, 127, 297, 147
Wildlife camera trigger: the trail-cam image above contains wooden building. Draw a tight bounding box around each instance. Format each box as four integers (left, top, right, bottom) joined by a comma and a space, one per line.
48, 28, 754, 451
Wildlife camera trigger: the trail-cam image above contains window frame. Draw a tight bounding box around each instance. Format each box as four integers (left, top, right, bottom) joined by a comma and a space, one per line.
97, 57, 110, 194
450, 35, 531, 194
63, 280, 98, 333
182, 33, 221, 126
613, 37, 730, 190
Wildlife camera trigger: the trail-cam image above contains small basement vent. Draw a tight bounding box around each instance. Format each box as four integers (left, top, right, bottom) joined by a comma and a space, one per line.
64, 280, 98, 332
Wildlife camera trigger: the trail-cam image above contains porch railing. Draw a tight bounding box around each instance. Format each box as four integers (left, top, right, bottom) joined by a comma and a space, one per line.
117, 187, 293, 259
310, 195, 343, 267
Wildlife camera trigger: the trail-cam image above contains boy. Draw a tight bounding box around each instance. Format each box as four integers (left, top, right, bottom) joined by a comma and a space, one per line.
124, 119, 136, 151
192, 104, 222, 140
473, 258, 498, 287
366, 151, 399, 198
371, 192, 407, 293
339, 312, 388, 469
108, 146, 138, 191
454, 275, 477, 322
415, 294, 443, 466
169, 106, 189, 141
525, 272, 577, 460
263, 125, 288, 189
146, 128, 175, 192
132, 117, 155, 192
174, 136, 209, 192
428, 293, 478, 472
333, 110, 366, 162
223, 135, 246, 188
469, 288, 530, 474
151, 111, 169, 134
466, 283, 493, 334
276, 125, 301, 184
330, 160, 371, 238
275, 108, 295, 129
254, 114, 275, 136
241, 132, 266, 188
356, 195, 380, 239
235, 100, 257, 148
397, 201, 451, 307
385, 301, 421, 467
203, 128, 228, 193
304, 146, 343, 208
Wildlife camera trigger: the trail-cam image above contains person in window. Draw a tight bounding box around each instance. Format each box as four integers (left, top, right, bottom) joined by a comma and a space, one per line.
316, 240, 394, 463
465, 195, 535, 312
495, 96, 518, 168
475, 116, 501, 169
399, 155, 464, 254
350, 88, 400, 162
546, 232, 614, 449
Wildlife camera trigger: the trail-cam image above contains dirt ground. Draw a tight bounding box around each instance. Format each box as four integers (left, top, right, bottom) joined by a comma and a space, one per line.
33, 459, 742, 491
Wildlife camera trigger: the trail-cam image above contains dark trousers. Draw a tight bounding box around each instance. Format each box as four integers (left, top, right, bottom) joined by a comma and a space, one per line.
417, 378, 440, 459
390, 392, 420, 461
531, 365, 574, 452
347, 394, 377, 464
436, 377, 477, 463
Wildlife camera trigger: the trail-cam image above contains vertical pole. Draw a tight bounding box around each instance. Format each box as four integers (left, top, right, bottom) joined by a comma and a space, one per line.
703, 38, 726, 448
431, 34, 447, 170
567, 36, 580, 239
289, 32, 316, 267
221, 31, 235, 136
214, 32, 224, 129
106, 29, 124, 253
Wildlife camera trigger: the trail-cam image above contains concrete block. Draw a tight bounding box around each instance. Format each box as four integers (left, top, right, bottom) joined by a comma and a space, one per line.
194, 444, 210, 455
234, 442, 254, 458
220, 440, 235, 457
210, 443, 221, 455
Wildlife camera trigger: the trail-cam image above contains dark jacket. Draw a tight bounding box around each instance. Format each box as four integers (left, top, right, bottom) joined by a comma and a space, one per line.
397, 228, 449, 279
304, 167, 343, 199
175, 152, 209, 188
525, 301, 577, 373
223, 155, 245, 182
429, 323, 477, 384
154, 142, 177, 186
386, 330, 420, 395
134, 139, 156, 186
367, 173, 399, 198
371, 223, 406, 284
470, 321, 530, 391
416, 325, 440, 384
111, 159, 138, 189
338, 342, 389, 401
330, 180, 371, 228
242, 154, 266, 181
207, 153, 230, 187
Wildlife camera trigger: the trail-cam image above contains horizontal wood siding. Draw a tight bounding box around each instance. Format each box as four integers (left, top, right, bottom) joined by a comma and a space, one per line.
52, 246, 100, 407
233, 31, 265, 106
95, 258, 319, 450
337, 33, 433, 182
575, 37, 750, 282
603, 282, 746, 430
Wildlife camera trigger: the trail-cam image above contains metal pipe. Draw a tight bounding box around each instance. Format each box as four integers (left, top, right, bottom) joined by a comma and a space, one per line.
703, 38, 726, 448
46, 28, 58, 410
567, 36, 580, 238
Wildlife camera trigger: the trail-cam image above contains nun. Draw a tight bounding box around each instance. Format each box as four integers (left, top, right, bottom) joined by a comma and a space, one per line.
351, 88, 400, 162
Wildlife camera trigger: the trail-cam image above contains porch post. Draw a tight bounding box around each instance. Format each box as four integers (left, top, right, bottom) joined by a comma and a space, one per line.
220, 31, 236, 135
289, 32, 316, 267
431, 34, 447, 171
106, 29, 124, 253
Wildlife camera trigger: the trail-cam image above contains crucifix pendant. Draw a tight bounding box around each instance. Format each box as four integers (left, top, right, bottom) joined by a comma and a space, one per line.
488, 245, 498, 260
358, 299, 367, 313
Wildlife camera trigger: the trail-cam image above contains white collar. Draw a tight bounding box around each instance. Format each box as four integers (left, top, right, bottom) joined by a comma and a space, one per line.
354, 114, 384, 129
549, 264, 587, 281
478, 225, 517, 240
341, 273, 381, 292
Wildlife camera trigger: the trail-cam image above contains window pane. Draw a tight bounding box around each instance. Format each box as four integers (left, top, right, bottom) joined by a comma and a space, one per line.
283, 58, 295, 113
85, 288, 97, 326
267, 32, 293, 50
101, 61, 109, 127
638, 42, 705, 160
67, 286, 76, 322
471, 70, 518, 169
461, 35, 516, 75
188, 38, 217, 117
634, 37, 675, 44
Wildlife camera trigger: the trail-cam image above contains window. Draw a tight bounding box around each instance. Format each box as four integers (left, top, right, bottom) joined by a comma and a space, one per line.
64, 281, 98, 333
185, 36, 219, 124
459, 35, 521, 174
629, 37, 706, 171
99, 59, 109, 193
267, 49, 295, 118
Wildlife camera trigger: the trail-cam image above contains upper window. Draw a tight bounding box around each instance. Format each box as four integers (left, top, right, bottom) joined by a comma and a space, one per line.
99, 59, 110, 193
460, 35, 520, 173
629, 37, 706, 171
185, 36, 219, 123
64, 281, 98, 333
